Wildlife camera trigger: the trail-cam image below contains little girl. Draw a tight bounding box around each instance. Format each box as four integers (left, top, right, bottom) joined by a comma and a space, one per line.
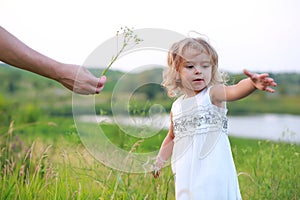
152, 37, 277, 199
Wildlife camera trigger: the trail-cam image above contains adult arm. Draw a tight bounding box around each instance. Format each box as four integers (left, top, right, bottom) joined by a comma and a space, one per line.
0, 26, 106, 94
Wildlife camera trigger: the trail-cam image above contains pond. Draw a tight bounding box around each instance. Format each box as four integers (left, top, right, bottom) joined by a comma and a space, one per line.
228, 114, 300, 143
79, 114, 300, 144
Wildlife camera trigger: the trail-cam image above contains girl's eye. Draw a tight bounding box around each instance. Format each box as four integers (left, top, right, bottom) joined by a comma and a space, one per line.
184, 65, 212, 69
185, 65, 194, 69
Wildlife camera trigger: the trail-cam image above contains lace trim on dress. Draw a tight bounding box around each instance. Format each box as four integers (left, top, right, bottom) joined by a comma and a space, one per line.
173, 105, 228, 142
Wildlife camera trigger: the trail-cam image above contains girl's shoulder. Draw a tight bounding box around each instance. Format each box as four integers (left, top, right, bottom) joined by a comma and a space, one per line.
209, 84, 226, 93
171, 95, 184, 108
173, 95, 185, 103
209, 84, 227, 108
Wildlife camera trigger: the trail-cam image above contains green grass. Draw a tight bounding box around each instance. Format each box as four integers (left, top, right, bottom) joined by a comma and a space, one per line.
230, 137, 300, 199
0, 120, 175, 200
1, 119, 299, 199
100, 123, 166, 153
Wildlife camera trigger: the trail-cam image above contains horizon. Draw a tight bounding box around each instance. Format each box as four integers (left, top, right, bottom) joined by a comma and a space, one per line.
1, 62, 299, 74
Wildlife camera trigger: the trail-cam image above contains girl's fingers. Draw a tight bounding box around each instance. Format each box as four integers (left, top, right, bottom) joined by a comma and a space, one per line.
244, 69, 261, 80
259, 73, 269, 77
243, 69, 253, 78
263, 78, 277, 86
271, 82, 277, 87
152, 169, 161, 178
265, 87, 275, 93
244, 69, 276, 93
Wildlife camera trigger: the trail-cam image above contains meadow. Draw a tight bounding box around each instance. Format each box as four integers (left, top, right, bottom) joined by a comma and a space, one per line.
1, 118, 299, 199
1, 65, 300, 199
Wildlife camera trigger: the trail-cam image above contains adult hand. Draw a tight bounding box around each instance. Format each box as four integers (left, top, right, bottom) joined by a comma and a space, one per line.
56, 64, 107, 95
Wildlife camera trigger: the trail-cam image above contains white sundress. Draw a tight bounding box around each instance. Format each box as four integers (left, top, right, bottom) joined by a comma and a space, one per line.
171, 87, 242, 200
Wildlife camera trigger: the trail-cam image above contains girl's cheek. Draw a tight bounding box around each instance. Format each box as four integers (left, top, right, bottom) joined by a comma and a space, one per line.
205, 69, 213, 76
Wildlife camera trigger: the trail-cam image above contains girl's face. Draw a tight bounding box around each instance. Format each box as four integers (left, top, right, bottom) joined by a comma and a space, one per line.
179, 48, 212, 97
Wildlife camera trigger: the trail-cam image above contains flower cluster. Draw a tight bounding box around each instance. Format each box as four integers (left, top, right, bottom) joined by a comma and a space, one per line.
101, 26, 143, 75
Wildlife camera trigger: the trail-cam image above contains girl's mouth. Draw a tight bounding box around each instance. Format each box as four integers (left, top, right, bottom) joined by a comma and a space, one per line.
193, 78, 204, 82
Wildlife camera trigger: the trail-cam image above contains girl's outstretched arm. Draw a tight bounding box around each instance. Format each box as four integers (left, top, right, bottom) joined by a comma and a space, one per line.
211, 69, 277, 104
152, 113, 174, 178
226, 69, 277, 101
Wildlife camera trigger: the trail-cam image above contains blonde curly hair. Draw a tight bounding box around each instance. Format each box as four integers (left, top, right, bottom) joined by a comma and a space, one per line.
162, 37, 227, 98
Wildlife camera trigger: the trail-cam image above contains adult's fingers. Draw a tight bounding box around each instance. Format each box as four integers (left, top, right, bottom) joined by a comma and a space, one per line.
95, 76, 107, 94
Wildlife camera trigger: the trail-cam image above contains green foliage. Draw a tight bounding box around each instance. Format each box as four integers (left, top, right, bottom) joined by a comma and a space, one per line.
100, 123, 166, 152
0, 64, 72, 121
231, 137, 300, 199
0, 95, 12, 126
1, 63, 300, 116
227, 92, 300, 115
0, 121, 299, 199
20, 103, 41, 123
0, 121, 175, 199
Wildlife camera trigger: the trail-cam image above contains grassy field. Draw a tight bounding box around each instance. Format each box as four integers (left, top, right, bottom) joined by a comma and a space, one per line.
1, 65, 300, 199
0, 117, 299, 200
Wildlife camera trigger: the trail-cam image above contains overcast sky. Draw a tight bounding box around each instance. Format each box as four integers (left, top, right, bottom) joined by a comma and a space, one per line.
1, 0, 299, 73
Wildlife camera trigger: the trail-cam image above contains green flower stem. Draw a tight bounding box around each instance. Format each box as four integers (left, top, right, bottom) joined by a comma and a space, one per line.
101, 27, 142, 76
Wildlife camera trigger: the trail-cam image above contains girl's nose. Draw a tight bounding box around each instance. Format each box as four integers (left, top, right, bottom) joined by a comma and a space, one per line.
194, 66, 202, 74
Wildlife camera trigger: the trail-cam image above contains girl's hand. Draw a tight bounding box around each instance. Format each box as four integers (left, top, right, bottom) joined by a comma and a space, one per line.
243, 69, 277, 93
152, 167, 161, 178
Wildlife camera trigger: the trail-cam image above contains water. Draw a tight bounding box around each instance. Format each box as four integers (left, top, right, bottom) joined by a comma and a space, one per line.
79, 114, 300, 144
228, 114, 300, 143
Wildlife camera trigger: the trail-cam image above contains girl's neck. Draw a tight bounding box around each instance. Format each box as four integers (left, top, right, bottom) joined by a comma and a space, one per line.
182, 87, 207, 99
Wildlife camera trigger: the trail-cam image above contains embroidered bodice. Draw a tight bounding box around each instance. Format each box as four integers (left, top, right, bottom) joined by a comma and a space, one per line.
171, 88, 228, 142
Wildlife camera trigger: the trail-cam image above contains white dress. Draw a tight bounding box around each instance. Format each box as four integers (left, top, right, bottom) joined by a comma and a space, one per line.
171, 87, 242, 200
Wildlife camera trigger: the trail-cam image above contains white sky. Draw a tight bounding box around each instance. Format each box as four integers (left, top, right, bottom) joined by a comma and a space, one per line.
1, 0, 300, 73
